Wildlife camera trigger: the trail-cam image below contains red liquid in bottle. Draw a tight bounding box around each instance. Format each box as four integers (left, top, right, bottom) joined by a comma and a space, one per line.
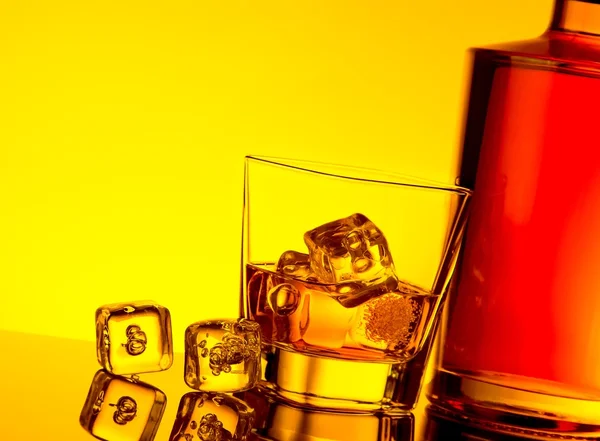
446, 62, 600, 391
431, 1, 600, 433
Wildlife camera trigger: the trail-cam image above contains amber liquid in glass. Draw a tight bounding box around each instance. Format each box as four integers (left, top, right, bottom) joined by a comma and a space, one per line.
245, 262, 440, 411
430, 0, 600, 435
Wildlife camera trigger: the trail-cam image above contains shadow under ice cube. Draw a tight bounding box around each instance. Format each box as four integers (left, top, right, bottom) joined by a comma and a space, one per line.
169, 392, 254, 441
185, 318, 261, 393
96, 301, 173, 375
80, 370, 167, 441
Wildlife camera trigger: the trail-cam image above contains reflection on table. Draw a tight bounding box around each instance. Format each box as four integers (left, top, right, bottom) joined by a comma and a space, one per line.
239, 387, 414, 441
0, 331, 565, 441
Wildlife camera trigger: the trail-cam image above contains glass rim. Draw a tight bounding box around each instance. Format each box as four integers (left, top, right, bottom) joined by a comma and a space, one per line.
245, 155, 472, 196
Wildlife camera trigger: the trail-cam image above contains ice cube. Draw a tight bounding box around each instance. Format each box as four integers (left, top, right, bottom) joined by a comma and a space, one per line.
185, 318, 261, 393
267, 283, 300, 316
246, 266, 276, 342
246, 266, 311, 345
349, 281, 434, 360
267, 279, 310, 344
304, 213, 394, 283
95, 301, 173, 375
304, 213, 398, 306
276, 250, 314, 280
255, 272, 353, 349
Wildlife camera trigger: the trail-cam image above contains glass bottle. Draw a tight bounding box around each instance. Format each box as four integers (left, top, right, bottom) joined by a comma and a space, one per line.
429, 0, 600, 437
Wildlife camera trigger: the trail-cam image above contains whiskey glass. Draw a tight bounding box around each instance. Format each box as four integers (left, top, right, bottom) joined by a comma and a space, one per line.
240, 156, 471, 412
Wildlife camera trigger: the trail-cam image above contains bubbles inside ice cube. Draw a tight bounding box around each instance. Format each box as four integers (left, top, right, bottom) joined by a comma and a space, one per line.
124, 325, 147, 356
198, 413, 232, 441
110, 396, 138, 425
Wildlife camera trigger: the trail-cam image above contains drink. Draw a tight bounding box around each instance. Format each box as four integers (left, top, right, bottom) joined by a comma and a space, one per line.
429, 0, 600, 436
240, 156, 471, 412
246, 263, 439, 362
244, 262, 440, 411
243, 212, 442, 412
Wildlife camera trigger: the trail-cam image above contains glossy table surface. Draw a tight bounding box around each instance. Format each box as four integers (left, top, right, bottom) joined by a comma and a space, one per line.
0, 330, 529, 441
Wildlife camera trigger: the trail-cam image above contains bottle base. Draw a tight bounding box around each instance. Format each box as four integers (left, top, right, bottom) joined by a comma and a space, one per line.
427, 369, 600, 439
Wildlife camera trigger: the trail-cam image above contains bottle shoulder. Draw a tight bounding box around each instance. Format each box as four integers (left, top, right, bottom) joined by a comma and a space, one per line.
472, 31, 600, 70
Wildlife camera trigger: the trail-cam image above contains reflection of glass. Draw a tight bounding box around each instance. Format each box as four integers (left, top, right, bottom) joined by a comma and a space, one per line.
79, 370, 166, 441
241, 156, 471, 411
169, 392, 254, 441
239, 387, 414, 441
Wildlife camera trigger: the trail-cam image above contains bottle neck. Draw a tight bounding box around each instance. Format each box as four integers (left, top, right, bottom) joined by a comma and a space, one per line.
551, 0, 600, 35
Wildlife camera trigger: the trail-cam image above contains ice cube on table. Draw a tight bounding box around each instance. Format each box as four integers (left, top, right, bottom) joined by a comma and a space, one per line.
185, 318, 261, 393
303, 213, 398, 307
95, 301, 173, 375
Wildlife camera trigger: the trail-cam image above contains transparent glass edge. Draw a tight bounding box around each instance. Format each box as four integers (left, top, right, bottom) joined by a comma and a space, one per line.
244, 155, 472, 196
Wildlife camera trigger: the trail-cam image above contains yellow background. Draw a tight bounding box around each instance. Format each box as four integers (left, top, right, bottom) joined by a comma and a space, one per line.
0, 0, 551, 351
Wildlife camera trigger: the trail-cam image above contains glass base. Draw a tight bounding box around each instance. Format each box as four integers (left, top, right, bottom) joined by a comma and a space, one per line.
258, 344, 429, 413
427, 369, 600, 439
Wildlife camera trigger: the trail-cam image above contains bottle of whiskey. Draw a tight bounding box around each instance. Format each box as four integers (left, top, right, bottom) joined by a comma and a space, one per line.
429, 0, 600, 437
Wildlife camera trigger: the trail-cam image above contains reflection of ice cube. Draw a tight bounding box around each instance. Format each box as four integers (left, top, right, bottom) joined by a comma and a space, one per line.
276, 250, 315, 280
80, 370, 167, 441
169, 392, 254, 441
303, 289, 355, 349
